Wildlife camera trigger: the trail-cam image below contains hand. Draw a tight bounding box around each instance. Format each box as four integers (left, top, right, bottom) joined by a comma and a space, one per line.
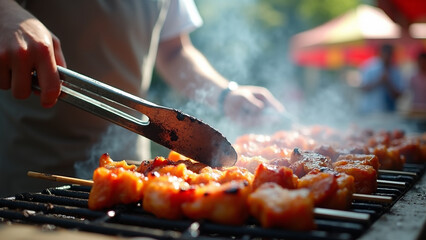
223, 85, 286, 126
0, 0, 66, 108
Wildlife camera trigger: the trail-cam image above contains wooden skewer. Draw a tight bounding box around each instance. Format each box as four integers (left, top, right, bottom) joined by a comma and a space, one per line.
378, 169, 417, 176
27, 171, 94, 187
27, 171, 370, 223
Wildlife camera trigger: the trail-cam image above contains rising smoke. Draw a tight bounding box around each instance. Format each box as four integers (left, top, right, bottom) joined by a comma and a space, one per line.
178, 0, 419, 136
76, 0, 419, 178
162, 0, 361, 139
74, 124, 148, 179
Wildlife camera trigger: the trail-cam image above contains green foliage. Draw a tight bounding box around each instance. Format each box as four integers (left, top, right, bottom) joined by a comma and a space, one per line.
244, 1, 288, 29
195, 0, 363, 33
298, 0, 362, 28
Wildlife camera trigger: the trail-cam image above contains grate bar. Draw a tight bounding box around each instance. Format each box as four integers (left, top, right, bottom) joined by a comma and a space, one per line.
43, 188, 90, 199
0, 209, 187, 240
378, 175, 414, 183
0, 198, 104, 219
16, 193, 88, 208
315, 219, 364, 234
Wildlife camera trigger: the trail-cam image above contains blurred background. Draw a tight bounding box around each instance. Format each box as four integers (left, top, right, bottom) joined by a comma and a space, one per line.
149, 0, 426, 155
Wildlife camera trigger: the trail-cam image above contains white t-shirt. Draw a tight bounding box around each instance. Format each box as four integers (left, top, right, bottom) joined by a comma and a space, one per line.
0, 0, 202, 196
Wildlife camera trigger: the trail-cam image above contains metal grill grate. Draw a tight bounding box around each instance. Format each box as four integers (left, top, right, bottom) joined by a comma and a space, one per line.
0, 163, 424, 240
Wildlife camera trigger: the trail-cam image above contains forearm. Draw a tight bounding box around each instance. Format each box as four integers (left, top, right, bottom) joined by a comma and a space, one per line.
156, 35, 229, 108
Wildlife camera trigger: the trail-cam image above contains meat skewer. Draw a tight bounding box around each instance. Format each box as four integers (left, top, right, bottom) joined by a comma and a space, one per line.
233, 127, 426, 171
26, 171, 371, 223
26, 170, 393, 204
126, 158, 411, 191
22, 125, 421, 231
26, 145, 404, 231
127, 159, 418, 176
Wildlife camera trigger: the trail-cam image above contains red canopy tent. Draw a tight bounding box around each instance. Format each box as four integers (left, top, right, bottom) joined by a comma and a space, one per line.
290, 4, 425, 69
378, 0, 426, 25
378, 0, 426, 39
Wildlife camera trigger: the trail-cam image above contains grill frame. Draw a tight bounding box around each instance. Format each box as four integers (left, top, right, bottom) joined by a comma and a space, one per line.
0, 163, 424, 240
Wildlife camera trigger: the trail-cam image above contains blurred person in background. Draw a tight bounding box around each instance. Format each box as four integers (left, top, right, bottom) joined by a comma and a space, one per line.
0, 0, 284, 196
409, 51, 426, 111
358, 44, 405, 115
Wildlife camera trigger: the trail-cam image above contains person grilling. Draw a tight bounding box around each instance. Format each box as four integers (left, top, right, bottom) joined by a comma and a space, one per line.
0, 0, 285, 197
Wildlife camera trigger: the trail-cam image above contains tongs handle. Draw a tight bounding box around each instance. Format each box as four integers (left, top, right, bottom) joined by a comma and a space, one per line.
33, 66, 152, 132
31, 66, 238, 167
57, 66, 159, 109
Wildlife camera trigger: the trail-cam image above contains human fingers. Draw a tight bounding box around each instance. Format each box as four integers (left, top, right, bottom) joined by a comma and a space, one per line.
0, 5, 61, 107
34, 35, 61, 108
10, 43, 33, 99
250, 87, 285, 113
250, 88, 296, 127
52, 34, 66, 68
231, 88, 264, 114
223, 90, 264, 126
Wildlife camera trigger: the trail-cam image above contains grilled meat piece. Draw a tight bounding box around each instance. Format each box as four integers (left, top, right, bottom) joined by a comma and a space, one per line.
187, 166, 254, 186
88, 167, 145, 210
298, 168, 354, 209
167, 151, 209, 173
99, 153, 138, 171
182, 180, 251, 225
390, 137, 425, 164
219, 166, 254, 185
317, 169, 355, 210
313, 145, 341, 162
297, 168, 339, 207
143, 175, 194, 219
252, 163, 298, 190
290, 148, 332, 177
335, 154, 380, 171
235, 155, 269, 173
333, 163, 377, 194
151, 163, 195, 181
137, 156, 207, 174
248, 182, 315, 230
369, 145, 405, 170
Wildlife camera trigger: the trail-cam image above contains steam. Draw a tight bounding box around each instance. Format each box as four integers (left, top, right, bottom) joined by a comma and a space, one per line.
74, 124, 147, 179
165, 0, 304, 141
176, 0, 420, 136
75, 0, 420, 177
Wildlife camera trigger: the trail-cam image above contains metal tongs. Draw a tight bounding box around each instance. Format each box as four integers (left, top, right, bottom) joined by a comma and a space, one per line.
32, 66, 237, 167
